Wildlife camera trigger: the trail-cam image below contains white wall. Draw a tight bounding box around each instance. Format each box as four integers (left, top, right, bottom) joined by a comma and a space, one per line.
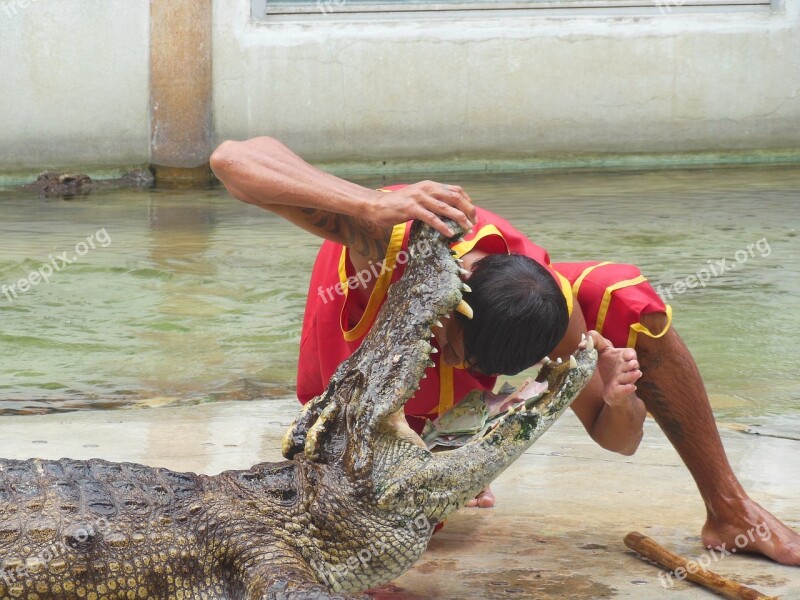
213, 0, 800, 164
0, 0, 150, 176
1, 0, 799, 177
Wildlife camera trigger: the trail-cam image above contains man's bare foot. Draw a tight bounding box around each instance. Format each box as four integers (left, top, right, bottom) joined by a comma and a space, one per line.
583, 331, 642, 405
702, 498, 800, 565
465, 486, 496, 508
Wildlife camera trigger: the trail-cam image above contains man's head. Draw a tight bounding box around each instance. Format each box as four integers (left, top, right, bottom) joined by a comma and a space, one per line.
454, 253, 569, 376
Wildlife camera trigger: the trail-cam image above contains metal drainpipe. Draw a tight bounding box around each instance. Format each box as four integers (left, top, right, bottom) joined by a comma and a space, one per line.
149, 0, 214, 187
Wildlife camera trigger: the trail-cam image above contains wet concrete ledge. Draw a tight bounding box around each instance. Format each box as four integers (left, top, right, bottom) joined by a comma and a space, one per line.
1, 399, 798, 599
2, 150, 800, 188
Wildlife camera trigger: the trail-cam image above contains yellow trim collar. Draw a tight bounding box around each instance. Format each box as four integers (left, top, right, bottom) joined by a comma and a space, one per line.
340, 223, 407, 342
452, 224, 573, 316
449, 224, 506, 259
555, 272, 574, 317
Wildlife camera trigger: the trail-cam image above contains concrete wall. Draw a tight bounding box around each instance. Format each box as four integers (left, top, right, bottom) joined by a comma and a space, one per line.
1, 0, 799, 177
213, 0, 800, 164
0, 0, 150, 175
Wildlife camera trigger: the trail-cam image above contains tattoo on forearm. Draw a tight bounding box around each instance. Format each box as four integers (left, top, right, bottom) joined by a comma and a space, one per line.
300, 208, 392, 259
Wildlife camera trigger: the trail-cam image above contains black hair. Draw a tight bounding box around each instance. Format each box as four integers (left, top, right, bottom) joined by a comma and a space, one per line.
457, 253, 569, 376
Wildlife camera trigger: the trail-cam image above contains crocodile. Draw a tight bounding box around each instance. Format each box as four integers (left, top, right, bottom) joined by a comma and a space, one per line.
24, 172, 94, 198
0, 219, 597, 600
22, 169, 154, 199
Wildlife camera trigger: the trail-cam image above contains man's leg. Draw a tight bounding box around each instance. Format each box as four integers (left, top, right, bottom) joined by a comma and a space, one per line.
635, 313, 800, 565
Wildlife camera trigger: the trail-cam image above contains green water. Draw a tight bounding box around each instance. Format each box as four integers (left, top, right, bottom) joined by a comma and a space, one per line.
1, 166, 798, 426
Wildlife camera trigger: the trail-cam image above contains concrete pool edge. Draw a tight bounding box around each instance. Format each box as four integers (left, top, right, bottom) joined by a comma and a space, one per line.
313, 148, 800, 179
2, 149, 800, 188
1, 398, 797, 598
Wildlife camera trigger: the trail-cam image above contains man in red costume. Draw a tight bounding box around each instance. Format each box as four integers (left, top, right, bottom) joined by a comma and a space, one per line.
211, 136, 800, 566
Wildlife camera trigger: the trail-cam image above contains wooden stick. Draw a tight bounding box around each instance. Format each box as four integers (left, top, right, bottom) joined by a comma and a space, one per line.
624, 532, 778, 600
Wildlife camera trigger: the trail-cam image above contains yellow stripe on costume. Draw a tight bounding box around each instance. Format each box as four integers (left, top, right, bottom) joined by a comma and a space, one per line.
555, 272, 574, 317
571, 262, 614, 297
626, 305, 673, 348
596, 275, 647, 334
438, 362, 455, 416
340, 223, 407, 342
449, 224, 505, 259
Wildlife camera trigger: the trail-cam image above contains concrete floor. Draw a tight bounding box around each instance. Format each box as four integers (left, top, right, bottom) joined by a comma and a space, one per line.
2, 399, 798, 599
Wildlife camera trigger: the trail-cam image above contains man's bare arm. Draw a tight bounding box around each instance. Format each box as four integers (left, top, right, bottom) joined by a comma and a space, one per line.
554, 304, 646, 456
210, 137, 475, 262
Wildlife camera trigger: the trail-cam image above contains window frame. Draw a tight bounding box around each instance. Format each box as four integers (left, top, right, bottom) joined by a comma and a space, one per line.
253, 0, 772, 17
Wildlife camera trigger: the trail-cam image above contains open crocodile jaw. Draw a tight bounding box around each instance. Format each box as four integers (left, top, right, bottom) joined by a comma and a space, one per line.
0, 218, 595, 600
282, 219, 597, 594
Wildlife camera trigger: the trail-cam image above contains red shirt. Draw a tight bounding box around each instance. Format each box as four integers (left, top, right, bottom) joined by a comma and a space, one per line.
296, 200, 574, 424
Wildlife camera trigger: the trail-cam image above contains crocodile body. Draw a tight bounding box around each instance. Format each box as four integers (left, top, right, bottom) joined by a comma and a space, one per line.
23, 172, 93, 198
0, 220, 597, 599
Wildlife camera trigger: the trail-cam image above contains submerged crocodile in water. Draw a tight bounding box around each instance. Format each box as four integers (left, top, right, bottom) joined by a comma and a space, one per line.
22, 170, 154, 199
0, 220, 597, 600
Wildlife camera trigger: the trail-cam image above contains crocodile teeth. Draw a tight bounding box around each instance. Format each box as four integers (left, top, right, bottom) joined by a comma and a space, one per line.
462, 284, 472, 293
458, 267, 469, 276
443, 312, 450, 319
435, 320, 443, 328
430, 347, 438, 354
556, 357, 563, 364
455, 300, 473, 319
542, 356, 551, 364
456, 258, 464, 264
569, 355, 578, 369
585, 335, 595, 351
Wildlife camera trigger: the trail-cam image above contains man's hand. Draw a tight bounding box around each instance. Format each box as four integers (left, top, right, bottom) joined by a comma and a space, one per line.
571, 328, 647, 456
369, 181, 476, 239
584, 330, 642, 406
210, 137, 476, 261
